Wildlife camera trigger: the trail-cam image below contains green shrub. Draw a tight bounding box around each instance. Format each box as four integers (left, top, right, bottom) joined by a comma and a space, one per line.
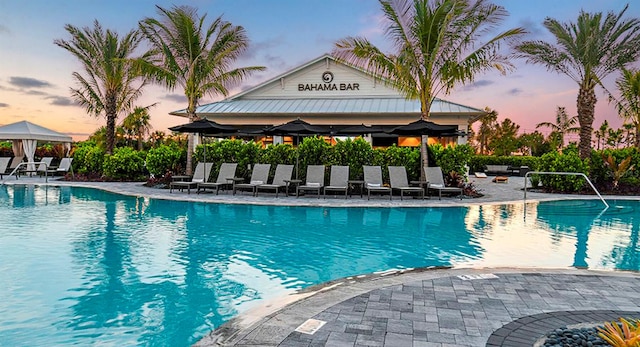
589, 147, 640, 185
538, 151, 588, 192
297, 136, 332, 181
84, 146, 106, 174
146, 144, 185, 176
329, 138, 374, 180
373, 145, 420, 182
103, 147, 147, 181
434, 144, 474, 178
72, 142, 105, 174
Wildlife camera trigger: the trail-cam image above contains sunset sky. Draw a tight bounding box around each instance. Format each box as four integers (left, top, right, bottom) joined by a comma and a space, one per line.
1, 0, 639, 141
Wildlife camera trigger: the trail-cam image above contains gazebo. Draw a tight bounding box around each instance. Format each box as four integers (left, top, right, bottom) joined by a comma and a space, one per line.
0, 120, 73, 171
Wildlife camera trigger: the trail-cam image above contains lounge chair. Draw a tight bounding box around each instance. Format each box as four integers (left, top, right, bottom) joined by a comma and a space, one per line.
0, 157, 10, 179
197, 163, 238, 194
21, 157, 53, 177
233, 163, 271, 196
424, 166, 463, 200
363, 165, 392, 200
7, 156, 24, 174
296, 165, 325, 198
47, 157, 74, 177
388, 166, 424, 200
256, 164, 294, 197
170, 162, 213, 194
323, 165, 349, 199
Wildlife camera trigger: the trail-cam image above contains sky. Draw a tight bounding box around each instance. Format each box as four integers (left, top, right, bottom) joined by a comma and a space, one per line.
1, 0, 639, 142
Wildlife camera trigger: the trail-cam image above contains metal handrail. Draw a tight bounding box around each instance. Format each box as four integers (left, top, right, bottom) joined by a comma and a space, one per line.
2, 162, 50, 183
524, 171, 609, 208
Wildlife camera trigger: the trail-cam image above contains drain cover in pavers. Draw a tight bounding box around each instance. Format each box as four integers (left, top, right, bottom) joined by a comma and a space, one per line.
295, 318, 326, 334
457, 273, 499, 281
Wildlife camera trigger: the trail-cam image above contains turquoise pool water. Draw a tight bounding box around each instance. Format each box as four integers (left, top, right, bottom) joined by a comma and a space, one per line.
0, 185, 638, 346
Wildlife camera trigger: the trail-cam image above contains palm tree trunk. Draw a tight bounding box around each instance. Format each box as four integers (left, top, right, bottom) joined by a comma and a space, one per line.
636, 123, 640, 149
577, 85, 597, 159
105, 94, 117, 155
186, 112, 196, 176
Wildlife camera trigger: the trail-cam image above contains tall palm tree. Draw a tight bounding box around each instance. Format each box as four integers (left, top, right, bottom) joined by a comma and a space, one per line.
55, 20, 146, 154
138, 5, 265, 174
332, 0, 525, 177
536, 106, 580, 149
613, 68, 640, 148
122, 104, 156, 150
476, 107, 498, 155
516, 6, 640, 159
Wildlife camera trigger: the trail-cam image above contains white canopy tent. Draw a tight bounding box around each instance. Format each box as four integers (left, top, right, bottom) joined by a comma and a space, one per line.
0, 120, 73, 171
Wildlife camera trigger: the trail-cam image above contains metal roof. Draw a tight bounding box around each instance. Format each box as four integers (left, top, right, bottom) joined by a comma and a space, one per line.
173, 98, 485, 116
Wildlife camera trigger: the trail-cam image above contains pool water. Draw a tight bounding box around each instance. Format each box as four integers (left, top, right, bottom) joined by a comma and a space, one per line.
0, 185, 638, 346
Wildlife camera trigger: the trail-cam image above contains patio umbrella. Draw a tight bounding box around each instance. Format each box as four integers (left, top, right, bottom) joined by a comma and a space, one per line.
388, 119, 465, 174
169, 119, 239, 175
262, 119, 333, 179
386, 119, 461, 136
168, 118, 239, 135
334, 124, 387, 136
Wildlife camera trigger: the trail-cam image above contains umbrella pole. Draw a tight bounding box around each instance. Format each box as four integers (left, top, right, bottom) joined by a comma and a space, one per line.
295, 134, 299, 179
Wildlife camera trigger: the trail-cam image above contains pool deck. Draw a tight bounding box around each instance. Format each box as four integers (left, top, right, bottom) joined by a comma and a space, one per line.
3, 175, 639, 346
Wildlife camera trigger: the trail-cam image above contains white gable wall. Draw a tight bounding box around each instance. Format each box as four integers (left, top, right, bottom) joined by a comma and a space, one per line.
238, 57, 402, 100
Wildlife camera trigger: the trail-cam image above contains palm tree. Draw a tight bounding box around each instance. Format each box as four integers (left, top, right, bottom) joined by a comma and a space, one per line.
332, 0, 525, 178
122, 104, 156, 150
55, 20, 146, 154
138, 5, 265, 175
516, 6, 640, 159
612, 68, 640, 148
595, 120, 610, 150
476, 107, 498, 155
535, 106, 580, 150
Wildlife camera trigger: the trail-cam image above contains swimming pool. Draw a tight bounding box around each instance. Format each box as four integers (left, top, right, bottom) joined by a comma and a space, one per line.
0, 185, 637, 346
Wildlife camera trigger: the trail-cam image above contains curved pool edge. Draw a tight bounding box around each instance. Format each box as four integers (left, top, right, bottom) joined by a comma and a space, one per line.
196, 266, 640, 347
3, 177, 639, 208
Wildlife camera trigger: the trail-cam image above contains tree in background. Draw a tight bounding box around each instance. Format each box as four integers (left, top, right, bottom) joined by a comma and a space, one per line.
488, 118, 520, 156
332, 0, 525, 178
516, 5, 640, 159
122, 104, 156, 150
595, 120, 610, 150
612, 68, 640, 148
138, 5, 265, 175
518, 131, 546, 156
474, 107, 498, 155
535, 106, 580, 150
55, 20, 147, 154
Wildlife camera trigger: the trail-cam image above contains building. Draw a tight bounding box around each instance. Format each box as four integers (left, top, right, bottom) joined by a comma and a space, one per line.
170, 54, 485, 147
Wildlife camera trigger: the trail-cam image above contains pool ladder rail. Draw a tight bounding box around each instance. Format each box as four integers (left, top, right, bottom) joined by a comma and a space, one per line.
523, 171, 609, 209
1, 161, 52, 184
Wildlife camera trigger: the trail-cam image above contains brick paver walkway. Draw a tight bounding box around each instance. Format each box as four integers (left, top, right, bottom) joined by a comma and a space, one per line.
200, 269, 640, 347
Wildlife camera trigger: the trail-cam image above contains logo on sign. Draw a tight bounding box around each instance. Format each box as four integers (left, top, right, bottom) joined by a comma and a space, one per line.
322, 71, 334, 83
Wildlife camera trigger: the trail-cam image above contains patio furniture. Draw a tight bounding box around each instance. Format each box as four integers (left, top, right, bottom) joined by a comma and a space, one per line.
363, 165, 392, 200
256, 164, 294, 197
388, 166, 424, 200
0, 157, 10, 179
323, 165, 349, 199
233, 163, 271, 196
197, 163, 238, 194
296, 165, 325, 198
424, 166, 463, 200
46, 157, 74, 177
170, 162, 213, 194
